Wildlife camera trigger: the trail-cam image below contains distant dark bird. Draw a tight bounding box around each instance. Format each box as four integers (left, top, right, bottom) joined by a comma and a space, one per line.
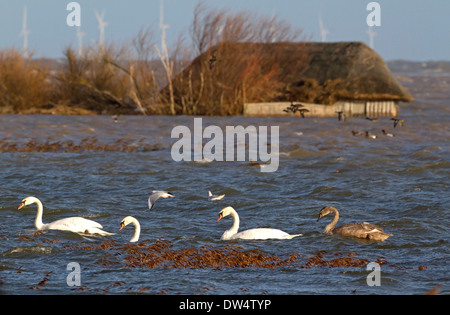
365, 131, 377, 139
365, 117, 378, 122
391, 118, 404, 128
351, 130, 362, 136
209, 50, 218, 70
298, 108, 309, 118
284, 102, 304, 114
336, 111, 345, 121
382, 129, 395, 137
291, 103, 304, 110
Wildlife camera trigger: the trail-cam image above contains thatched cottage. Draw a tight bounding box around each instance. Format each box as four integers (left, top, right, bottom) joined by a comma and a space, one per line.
164, 41, 413, 116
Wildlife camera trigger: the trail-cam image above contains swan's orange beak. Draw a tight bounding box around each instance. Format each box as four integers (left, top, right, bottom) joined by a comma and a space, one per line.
18, 202, 25, 210
216, 213, 223, 222
119, 223, 124, 231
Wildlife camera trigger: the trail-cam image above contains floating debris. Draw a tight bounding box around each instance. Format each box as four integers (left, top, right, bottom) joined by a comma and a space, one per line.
29, 271, 52, 290
18, 235, 414, 273
302, 251, 369, 268
0, 136, 164, 153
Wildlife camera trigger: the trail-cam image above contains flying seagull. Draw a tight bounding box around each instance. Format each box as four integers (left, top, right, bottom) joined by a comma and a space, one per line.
148, 190, 174, 210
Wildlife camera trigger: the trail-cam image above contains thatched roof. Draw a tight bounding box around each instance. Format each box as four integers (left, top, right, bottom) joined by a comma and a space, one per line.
164, 41, 412, 115
295, 41, 413, 103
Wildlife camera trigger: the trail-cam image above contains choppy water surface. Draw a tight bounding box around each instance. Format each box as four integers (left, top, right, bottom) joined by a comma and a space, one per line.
0, 72, 449, 295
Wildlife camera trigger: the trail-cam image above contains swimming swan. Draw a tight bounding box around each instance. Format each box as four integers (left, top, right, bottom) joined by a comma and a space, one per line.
317, 206, 393, 241
119, 216, 140, 243
217, 206, 302, 240
18, 196, 114, 236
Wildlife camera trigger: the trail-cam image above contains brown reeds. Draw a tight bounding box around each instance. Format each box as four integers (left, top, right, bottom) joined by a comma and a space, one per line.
0, 5, 310, 116
165, 4, 309, 115
55, 44, 154, 115
0, 49, 53, 113
0, 136, 163, 153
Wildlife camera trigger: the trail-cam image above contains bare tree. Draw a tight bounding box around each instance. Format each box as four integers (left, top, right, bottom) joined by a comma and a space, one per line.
168, 3, 309, 115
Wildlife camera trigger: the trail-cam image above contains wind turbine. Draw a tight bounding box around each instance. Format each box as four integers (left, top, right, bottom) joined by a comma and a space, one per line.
76, 26, 85, 57
318, 13, 329, 42
367, 26, 376, 49
95, 10, 108, 50
159, 0, 170, 48
20, 5, 31, 58
268, 12, 278, 43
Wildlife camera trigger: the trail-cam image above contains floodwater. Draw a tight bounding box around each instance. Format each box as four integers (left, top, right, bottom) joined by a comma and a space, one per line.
0, 72, 448, 295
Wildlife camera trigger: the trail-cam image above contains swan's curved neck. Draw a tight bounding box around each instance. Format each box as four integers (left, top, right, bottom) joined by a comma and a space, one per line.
226, 209, 240, 236
324, 208, 339, 234
130, 218, 140, 243
33, 199, 45, 230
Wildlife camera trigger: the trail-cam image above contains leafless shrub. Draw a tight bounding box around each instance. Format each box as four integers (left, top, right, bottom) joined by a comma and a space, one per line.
166, 3, 310, 115
0, 49, 53, 112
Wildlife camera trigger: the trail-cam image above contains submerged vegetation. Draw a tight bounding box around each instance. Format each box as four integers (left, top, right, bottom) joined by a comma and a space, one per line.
29, 237, 377, 270
0, 135, 163, 153
0, 3, 306, 116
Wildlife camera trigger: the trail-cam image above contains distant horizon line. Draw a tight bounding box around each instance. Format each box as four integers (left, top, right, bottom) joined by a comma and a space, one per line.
22, 54, 450, 64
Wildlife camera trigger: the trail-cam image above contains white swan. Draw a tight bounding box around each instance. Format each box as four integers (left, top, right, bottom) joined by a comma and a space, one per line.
18, 196, 114, 236
216, 206, 302, 240
148, 190, 174, 210
119, 216, 140, 243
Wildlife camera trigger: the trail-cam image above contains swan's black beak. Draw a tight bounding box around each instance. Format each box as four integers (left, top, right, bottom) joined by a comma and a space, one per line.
119, 222, 125, 231
317, 215, 322, 222
217, 213, 223, 222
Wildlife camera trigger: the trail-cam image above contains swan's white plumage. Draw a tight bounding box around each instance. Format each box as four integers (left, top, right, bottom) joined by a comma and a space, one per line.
227, 228, 297, 240
217, 206, 302, 240
119, 216, 140, 243
18, 196, 114, 236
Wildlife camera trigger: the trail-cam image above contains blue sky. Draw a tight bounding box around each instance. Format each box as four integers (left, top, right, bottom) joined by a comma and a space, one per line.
0, 0, 449, 61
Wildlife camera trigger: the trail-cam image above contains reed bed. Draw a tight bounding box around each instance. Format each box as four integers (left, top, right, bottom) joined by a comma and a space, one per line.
0, 136, 163, 153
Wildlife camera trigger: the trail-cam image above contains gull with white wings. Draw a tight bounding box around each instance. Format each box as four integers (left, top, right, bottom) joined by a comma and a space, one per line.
148, 190, 174, 210
208, 191, 225, 201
